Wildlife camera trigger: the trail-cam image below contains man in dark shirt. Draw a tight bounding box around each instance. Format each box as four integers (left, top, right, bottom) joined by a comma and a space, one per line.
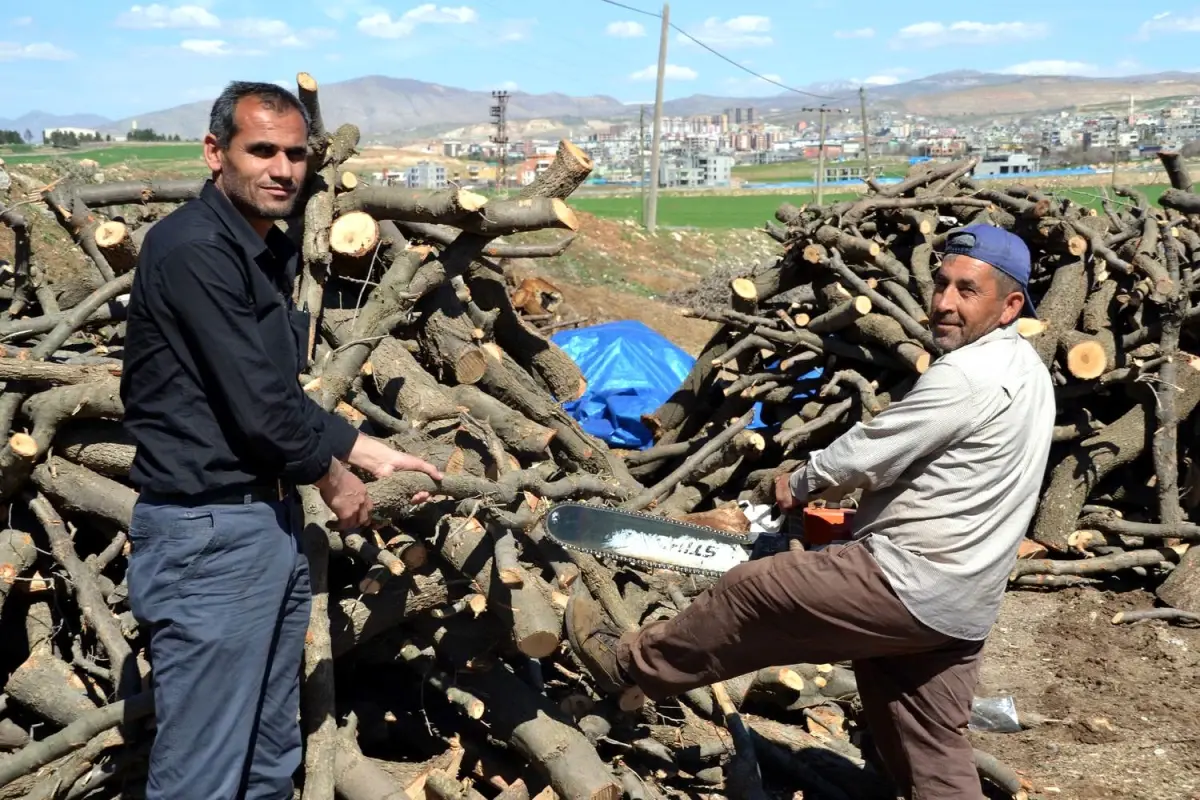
120, 81, 442, 800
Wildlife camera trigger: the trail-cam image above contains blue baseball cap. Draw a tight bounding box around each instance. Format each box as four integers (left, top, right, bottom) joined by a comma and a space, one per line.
942, 224, 1037, 318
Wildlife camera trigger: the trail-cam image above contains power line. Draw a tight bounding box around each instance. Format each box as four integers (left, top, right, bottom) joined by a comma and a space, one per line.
598, 0, 841, 101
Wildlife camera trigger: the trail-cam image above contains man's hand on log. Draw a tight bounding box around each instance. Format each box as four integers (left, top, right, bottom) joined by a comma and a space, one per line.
775, 472, 801, 512
348, 433, 444, 503
315, 459, 374, 531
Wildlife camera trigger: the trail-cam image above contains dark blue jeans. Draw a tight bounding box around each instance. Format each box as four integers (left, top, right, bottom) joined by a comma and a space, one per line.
127, 492, 310, 800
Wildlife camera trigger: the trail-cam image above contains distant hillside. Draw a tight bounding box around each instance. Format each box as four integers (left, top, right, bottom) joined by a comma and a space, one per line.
17, 68, 1200, 142
0, 111, 114, 136
102, 76, 629, 141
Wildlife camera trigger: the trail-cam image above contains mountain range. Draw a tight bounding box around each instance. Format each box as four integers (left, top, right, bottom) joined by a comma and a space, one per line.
6, 69, 1200, 142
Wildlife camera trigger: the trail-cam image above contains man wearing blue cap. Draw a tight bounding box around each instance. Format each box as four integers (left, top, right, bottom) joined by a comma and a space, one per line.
567, 223, 1055, 799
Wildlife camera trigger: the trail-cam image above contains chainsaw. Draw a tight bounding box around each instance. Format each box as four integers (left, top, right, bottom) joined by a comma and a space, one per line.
541, 502, 854, 578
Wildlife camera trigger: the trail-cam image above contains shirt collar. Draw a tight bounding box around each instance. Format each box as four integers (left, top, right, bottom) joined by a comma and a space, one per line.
198, 179, 297, 266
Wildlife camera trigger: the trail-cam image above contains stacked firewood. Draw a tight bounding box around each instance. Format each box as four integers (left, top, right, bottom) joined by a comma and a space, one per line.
0, 74, 995, 800
641, 153, 1200, 622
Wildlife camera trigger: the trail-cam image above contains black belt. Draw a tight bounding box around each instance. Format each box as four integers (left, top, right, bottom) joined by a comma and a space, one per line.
140, 479, 295, 507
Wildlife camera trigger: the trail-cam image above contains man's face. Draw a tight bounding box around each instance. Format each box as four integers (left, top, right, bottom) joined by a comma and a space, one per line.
203, 96, 307, 222
930, 254, 1024, 351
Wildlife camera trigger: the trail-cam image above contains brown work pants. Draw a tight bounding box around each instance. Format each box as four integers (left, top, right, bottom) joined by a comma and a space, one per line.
616, 538, 985, 800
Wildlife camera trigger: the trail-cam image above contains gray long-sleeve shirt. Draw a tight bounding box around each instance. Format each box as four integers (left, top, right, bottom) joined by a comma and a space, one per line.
789, 323, 1055, 641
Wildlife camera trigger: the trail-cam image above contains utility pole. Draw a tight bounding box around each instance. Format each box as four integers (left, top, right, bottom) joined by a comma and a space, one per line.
800, 105, 851, 205
645, 2, 669, 233
490, 90, 509, 194
859, 86, 870, 177
638, 105, 646, 225
817, 108, 828, 205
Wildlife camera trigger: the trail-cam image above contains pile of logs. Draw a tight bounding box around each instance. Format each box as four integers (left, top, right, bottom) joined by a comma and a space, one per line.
645, 152, 1200, 618
0, 73, 977, 800
3, 72, 1196, 799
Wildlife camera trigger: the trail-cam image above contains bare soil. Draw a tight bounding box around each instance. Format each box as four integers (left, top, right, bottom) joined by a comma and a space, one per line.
974, 589, 1200, 800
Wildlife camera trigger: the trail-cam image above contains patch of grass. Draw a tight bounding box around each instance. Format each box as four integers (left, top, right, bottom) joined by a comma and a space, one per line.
0, 144, 36, 154
572, 192, 858, 229
2, 143, 203, 167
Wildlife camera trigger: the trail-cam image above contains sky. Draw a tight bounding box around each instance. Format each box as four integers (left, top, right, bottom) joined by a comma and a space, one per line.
1, 1, 1198, 119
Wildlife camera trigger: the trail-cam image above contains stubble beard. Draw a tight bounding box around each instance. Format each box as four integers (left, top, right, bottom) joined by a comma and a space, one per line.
218, 171, 298, 222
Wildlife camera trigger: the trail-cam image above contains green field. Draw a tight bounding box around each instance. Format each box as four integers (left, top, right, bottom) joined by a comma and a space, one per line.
572, 183, 1176, 229
0, 142, 203, 167
572, 192, 857, 229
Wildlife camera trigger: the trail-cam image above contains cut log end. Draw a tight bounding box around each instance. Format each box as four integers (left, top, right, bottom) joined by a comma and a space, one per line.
330, 211, 380, 257
1067, 340, 1108, 380
852, 295, 872, 316
459, 189, 488, 212
551, 198, 579, 231
454, 348, 489, 385
94, 220, 129, 249
9, 433, 38, 459
297, 71, 318, 92
517, 631, 560, 659
731, 277, 758, 302
1017, 318, 1048, 339
340, 171, 359, 191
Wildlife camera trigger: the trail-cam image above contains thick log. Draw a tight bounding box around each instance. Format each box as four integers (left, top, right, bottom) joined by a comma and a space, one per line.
457, 664, 622, 800
68, 179, 203, 208
336, 186, 488, 222
4, 651, 100, 727
449, 385, 555, 458
467, 265, 587, 402
370, 338, 461, 428
432, 515, 560, 658
518, 139, 595, 200
0, 358, 121, 385
824, 253, 936, 352
847, 314, 931, 373
55, 420, 137, 477
31, 456, 136, 529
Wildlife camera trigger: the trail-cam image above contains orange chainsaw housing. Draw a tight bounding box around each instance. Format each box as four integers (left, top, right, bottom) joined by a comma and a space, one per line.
801, 505, 855, 546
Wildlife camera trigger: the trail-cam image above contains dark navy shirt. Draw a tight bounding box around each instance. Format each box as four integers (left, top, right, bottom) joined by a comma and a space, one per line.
120, 179, 358, 495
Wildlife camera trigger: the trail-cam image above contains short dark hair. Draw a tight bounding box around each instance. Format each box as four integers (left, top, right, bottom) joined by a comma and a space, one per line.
992, 266, 1022, 300
208, 81, 310, 149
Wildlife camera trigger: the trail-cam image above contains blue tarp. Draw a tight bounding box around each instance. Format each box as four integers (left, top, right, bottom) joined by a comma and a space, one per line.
551, 320, 820, 449
552, 321, 694, 449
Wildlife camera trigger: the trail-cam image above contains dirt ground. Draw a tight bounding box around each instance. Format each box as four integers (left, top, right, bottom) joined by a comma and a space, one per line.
973, 589, 1200, 800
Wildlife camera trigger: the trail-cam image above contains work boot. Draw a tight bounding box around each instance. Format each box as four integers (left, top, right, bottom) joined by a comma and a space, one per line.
565, 589, 634, 695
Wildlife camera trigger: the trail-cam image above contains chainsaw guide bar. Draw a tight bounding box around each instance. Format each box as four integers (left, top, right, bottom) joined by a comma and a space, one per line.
542, 502, 752, 578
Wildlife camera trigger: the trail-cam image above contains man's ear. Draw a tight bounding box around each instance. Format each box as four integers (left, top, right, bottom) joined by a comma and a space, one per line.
202, 133, 223, 173
999, 291, 1024, 325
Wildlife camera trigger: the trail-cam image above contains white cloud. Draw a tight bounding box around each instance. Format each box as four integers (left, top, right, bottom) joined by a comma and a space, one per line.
835, 27, 875, 39
1001, 59, 1099, 76
863, 75, 901, 85
630, 63, 697, 80
0, 42, 76, 61
116, 4, 220, 29
606, 20, 645, 37
226, 18, 291, 38
222, 19, 336, 47
178, 38, 264, 57
408, 4, 477, 23
679, 15, 772, 48
358, 4, 478, 38
497, 18, 535, 42
12, 16, 32, 26
1138, 11, 1200, 38
892, 20, 1047, 49
500, 80, 519, 90
180, 39, 230, 55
